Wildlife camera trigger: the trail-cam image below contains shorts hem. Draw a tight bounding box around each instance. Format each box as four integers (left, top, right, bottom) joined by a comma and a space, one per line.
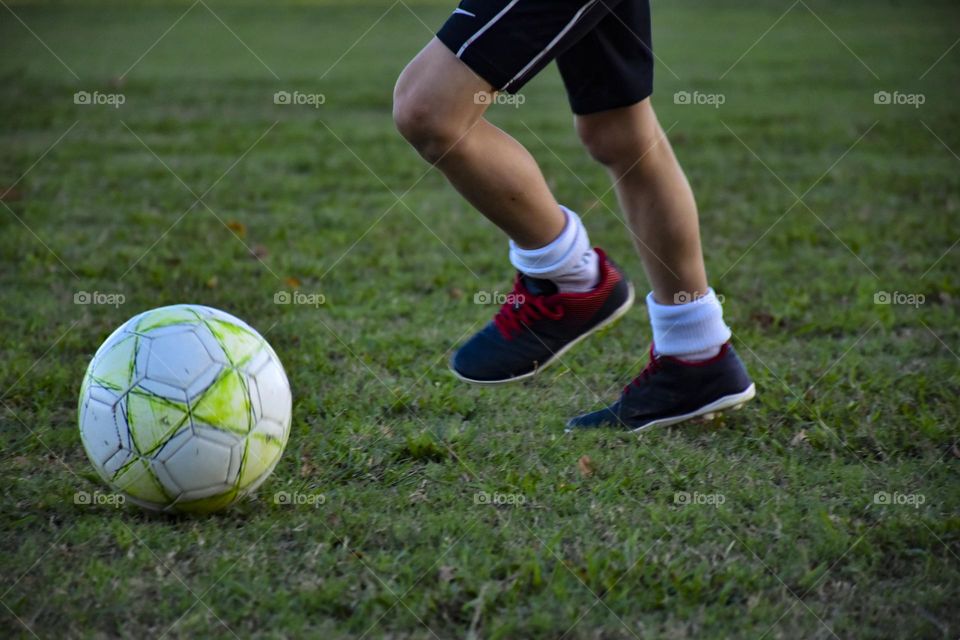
569, 85, 655, 115
436, 30, 521, 93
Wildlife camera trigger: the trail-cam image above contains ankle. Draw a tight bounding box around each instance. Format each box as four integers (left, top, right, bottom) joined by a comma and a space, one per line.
509, 206, 599, 293
646, 288, 730, 359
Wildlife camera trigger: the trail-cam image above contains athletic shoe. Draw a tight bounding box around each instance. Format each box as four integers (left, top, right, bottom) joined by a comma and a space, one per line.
450, 248, 634, 384
566, 342, 755, 432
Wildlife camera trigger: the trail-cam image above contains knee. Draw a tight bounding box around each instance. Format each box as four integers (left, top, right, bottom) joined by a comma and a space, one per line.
393, 78, 465, 164
575, 110, 665, 172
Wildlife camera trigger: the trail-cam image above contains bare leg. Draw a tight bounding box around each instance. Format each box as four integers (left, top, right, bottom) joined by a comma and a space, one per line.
394, 39, 564, 249
575, 99, 709, 303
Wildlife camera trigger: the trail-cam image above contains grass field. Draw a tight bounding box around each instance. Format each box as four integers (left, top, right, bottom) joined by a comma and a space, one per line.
2, 0, 959, 638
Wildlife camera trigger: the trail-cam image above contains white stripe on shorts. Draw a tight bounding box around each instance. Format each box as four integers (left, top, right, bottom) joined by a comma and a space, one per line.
502, 0, 601, 92
456, 0, 522, 58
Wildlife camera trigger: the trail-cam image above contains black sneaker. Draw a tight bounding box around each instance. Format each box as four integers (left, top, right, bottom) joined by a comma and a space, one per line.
451, 248, 634, 385
566, 342, 756, 432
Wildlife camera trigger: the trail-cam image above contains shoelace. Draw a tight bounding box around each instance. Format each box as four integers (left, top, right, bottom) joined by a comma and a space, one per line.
624, 347, 662, 394
493, 288, 564, 339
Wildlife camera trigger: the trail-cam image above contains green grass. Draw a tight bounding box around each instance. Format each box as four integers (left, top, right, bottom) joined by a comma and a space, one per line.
2, 0, 959, 637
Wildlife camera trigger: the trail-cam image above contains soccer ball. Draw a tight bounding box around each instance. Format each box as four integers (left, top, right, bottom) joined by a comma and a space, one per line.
78, 304, 292, 513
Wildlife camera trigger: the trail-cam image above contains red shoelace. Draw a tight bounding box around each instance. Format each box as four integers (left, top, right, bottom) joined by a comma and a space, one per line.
624, 346, 661, 394
493, 289, 564, 339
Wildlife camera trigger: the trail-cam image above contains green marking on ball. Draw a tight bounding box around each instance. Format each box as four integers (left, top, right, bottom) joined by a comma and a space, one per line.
239, 432, 284, 489
206, 318, 265, 367
136, 306, 201, 333
114, 457, 170, 504
90, 334, 138, 391
126, 391, 190, 455
191, 368, 252, 434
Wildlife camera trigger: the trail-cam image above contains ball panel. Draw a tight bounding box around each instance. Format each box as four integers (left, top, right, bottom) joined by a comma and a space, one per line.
192, 322, 231, 367
78, 373, 91, 419
244, 349, 270, 382
91, 319, 136, 357
135, 306, 202, 333
79, 385, 132, 478
150, 427, 191, 495
125, 391, 190, 456
89, 333, 138, 392
249, 352, 292, 427
138, 330, 222, 402
238, 426, 285, 491
238, 458, 281, 495
253, 416, 287, 442
102, 443, 135, 478
190, 368, 252, 435
205, 318, 265, 367
113, 457, 169, 506
194, 305, 258, 332
154, 426, 243, 501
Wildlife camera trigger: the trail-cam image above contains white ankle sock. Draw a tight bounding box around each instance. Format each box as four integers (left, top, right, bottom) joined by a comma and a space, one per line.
509, 206, 599, 293
646, 288, 731, 361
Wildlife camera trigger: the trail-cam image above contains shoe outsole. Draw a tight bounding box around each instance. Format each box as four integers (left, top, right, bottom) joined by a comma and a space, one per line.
450, 283, 636, 386
565, 383, 757, 433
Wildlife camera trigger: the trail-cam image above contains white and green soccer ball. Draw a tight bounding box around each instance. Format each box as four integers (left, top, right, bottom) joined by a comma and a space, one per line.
78, 304, 292, 514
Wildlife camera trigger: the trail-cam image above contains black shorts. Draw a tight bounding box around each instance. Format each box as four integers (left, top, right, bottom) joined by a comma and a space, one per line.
437, 0, 653, 115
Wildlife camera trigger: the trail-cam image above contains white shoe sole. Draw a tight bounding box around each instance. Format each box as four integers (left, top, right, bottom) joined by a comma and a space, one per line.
451, 283, 636, 386
626, 383, 757, 433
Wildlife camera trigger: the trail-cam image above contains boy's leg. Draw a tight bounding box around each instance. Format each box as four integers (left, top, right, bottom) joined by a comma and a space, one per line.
574, 99, 709, 304
395, 2, 637, 385
556, 3, 755, 431
566, 103, 757, 430
393, 39, 565, 249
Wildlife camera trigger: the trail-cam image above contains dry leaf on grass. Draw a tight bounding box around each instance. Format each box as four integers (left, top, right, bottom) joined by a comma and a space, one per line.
226, 220, 247, 236
578, 455, 594, 477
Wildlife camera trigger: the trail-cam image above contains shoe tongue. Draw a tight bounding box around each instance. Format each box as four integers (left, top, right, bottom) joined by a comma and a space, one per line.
520, 274, 558, 297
